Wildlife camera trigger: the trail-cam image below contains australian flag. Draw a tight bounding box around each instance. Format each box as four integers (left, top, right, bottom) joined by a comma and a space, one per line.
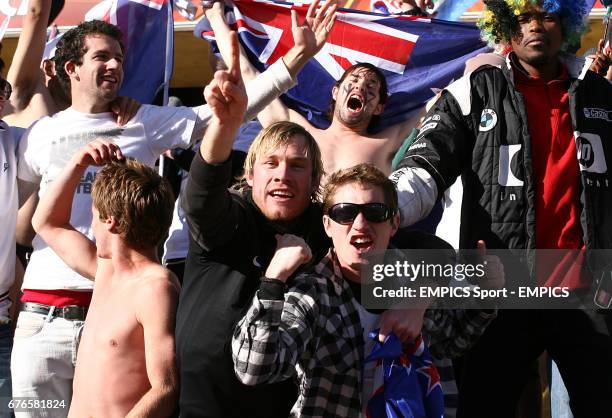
365, 332, 444, 418
195, 0, 489, 133
86, 0, 173, 104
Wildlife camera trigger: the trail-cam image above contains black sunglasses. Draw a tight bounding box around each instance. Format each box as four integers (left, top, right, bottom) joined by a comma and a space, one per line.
327, 203, 394, 225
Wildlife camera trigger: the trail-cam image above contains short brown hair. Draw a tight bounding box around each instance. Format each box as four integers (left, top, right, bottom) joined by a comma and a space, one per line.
55, 20, 124, 85
244, 121, 324, 189
322, 163, 398, 215
92, 159, 174, 249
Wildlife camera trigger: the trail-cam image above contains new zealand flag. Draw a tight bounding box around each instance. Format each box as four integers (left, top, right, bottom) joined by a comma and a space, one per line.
195, 0, 490, 133
365, 332, 444, 418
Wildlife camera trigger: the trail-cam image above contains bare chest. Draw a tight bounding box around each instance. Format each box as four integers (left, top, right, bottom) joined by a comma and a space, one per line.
318, 134, 396, 176
81, 284, 144, 355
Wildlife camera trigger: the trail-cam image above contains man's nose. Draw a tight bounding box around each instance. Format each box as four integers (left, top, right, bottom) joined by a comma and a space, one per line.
528, 16, 544, 32
355, 79, 366, 89
352, 212, 369, 229
106, 58, 121, 69
272, 162, 290, 180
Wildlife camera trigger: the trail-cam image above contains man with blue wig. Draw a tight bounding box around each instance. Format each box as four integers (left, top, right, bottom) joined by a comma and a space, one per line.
390, 0, 612, 416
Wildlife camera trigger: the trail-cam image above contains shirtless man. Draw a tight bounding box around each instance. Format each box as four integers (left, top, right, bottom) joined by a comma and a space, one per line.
32, 140, 179, 417
206, 1, 422, 177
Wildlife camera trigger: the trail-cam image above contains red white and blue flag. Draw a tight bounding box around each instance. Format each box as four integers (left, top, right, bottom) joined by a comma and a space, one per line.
86, 0, 173, 104
365, 332, 444, 418
195, 0, 489, 132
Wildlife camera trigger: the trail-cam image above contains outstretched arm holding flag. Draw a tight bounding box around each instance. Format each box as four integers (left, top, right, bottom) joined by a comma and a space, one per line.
205, 0, 337, 129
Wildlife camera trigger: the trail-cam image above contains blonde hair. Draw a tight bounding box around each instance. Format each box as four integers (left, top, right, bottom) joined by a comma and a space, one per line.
92, 159, 174, 249
243, 121, 323, 190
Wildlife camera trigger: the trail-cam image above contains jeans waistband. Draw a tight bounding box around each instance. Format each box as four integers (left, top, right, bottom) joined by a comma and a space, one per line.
21, 302, 88, 321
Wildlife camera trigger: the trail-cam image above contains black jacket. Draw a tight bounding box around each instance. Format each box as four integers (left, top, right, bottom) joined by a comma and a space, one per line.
397, 53, 612, 275
176, 152, 330, 418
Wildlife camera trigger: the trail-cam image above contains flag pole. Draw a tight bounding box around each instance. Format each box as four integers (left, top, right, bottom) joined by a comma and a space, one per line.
163, 0, 173, 106
159, 0, 174, 176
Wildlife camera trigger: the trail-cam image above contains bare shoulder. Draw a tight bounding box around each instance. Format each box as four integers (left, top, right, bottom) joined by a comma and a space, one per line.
133, 264, 180, 309
140, 265, 180, 294
307, 124, 326, 143
131, 265, 180, 328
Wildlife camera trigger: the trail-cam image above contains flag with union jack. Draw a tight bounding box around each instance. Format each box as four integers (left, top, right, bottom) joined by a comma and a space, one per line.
86, 0, 174, 104
365, 332, 444, 418
195, 0, 489, 132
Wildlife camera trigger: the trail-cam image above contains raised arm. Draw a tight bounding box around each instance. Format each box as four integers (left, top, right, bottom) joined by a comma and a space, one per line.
31, 140, 124, 280
183, 32, 248, 250
391, 83, 475, 227
127, 274, 180, 418
233, 235, 317, 385
199, 31, 247, 164
4, 0, 52, 116
205, 0, 336, 128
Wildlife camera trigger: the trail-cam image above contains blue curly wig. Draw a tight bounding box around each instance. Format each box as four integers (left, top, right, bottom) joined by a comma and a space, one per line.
479, 0, 589, 49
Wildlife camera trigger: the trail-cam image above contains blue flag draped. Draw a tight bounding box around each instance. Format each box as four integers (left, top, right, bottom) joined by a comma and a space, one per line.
195, 0, 490, 133
365, 332, 444, 418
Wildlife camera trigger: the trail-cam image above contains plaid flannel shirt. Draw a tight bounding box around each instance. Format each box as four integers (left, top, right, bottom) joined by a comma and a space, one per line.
232, 249, 364, 417
232, 248, 497, 418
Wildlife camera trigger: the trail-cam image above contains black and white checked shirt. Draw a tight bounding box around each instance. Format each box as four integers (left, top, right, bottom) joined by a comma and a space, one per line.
232, 249, 364, 417
232, 249, 497, 418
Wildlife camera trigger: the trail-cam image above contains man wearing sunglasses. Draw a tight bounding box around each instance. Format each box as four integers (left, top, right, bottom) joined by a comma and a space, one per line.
230, 163, 398, 416
232, 163, 500, 416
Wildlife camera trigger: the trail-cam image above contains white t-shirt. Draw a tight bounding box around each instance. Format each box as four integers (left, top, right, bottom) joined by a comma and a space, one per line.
162, 172, 190, 263
17, 105, 205, 291
0, 121, 18, 319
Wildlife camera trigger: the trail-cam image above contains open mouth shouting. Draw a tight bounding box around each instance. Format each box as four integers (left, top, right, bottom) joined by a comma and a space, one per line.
346, 93, 364, 114
350, 234, 374, 253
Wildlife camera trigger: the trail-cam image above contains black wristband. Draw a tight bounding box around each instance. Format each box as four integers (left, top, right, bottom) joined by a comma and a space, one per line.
258, 277, 286, 300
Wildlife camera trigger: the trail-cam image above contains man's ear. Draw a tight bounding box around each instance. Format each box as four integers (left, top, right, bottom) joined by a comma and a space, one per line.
106, 216, 119, 234
389, 212, 400, 237
65, 61, 79, 81
246, 171, 254, 188
42, 59, 56, 78
332, 85, 339, 101
323, 214, 333, 239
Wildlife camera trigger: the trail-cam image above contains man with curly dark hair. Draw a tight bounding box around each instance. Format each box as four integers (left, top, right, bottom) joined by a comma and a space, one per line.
390, 1, 612, 417
52, 20, 124, 95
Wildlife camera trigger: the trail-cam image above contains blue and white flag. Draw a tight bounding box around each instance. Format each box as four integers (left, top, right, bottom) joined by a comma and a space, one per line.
365, 332, 444, 418
196, 0, 489, 133
86, 0, 174, 104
